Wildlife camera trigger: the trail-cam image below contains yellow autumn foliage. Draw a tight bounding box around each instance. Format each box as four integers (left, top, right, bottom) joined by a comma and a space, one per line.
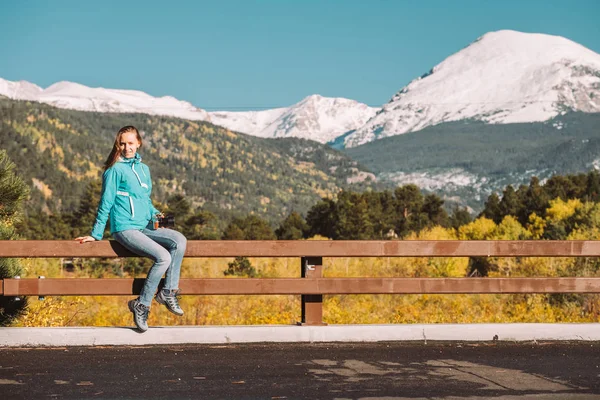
11, 201, 600, 327
527, 212, 545, 239
495, 215, 531, 240
546, 198, 582, 222
457, 217, 496, 240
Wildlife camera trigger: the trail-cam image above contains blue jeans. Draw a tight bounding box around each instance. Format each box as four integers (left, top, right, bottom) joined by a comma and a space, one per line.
113, 228, 187, 307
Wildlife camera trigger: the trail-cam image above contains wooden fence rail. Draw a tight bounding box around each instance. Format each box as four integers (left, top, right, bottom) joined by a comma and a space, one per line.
1, 240, 600, 325
3, 240, 600, 257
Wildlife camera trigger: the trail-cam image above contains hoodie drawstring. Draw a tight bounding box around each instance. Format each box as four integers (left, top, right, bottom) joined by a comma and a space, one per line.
131, 164, 149, 189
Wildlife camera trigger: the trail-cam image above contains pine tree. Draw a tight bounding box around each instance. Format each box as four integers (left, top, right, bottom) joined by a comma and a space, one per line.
450, 206, 472, 230
545, 175, 578, 201
223, 256, 257, 277
335, 191, 374, 239
498, 185, 521, 219
367, 191, 396, 239
183, 210, 220, 240
0, 151, 29, 220
71, 179, 102, 237
519, 177, 550, 225
222, 215, 275, 240
394, 184, 425, 237
306, 198, 337, 239
585, 170, 600, 202
422, 193, 449, 228
275, 211, 308, 240
481, 192, 502, 223
165, 194, 192, 231
0, 150, 29, 325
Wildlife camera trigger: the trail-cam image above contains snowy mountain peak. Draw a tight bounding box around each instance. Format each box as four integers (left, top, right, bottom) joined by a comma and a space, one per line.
209, 94, 380, 143
0, 78, 42, 100
44, 80, 87, 94
475, 30, 597, 57
302, 94, 324, 102
343, 30, 600, 147
0, 78, 210, 121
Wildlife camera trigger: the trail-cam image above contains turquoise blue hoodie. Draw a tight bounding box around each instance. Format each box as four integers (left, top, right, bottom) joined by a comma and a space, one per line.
91, 153, 160, 240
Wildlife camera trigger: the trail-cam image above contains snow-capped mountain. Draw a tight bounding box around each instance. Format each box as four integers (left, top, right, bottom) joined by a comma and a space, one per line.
0, 77, 377, 144
0, 79, 210, 121
0, 79, 43, 100
210, 95, 379, 143
208, 107, 289, 138
343, 30, 600, 147
3, 30, 599, 148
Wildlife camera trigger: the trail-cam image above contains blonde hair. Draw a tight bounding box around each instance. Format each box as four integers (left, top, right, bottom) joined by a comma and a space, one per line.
103, 125, 143, 171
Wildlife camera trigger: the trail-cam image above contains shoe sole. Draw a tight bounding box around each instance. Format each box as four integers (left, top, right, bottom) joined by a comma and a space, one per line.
155, 294, 184, 316
128, 300, 148, 332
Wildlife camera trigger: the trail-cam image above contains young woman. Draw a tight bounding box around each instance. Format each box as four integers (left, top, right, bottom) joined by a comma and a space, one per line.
75, 125, 187, 332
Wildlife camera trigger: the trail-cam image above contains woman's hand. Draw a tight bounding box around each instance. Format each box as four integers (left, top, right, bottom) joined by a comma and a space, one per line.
75, 236, 96, 244
156, 212, 165, 218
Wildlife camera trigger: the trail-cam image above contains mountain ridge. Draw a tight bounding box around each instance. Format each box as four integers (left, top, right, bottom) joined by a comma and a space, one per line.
0, 78, 378, 145
342, 30, 600, 147
345, 111, 600, 211
2, 30, 599, 148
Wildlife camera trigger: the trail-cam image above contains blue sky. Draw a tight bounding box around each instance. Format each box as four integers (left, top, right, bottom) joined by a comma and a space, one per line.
1, 0, 599, 110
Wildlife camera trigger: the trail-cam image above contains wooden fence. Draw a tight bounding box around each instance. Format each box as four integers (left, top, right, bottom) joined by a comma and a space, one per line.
1, 240, 600, 325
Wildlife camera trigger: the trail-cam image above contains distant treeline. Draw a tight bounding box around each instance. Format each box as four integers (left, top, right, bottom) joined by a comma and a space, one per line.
16, 178, 460, 241
16, 169, 600, 243
480, 171, 600, 238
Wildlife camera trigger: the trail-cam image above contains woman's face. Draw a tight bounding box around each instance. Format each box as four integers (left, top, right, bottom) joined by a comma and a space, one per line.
119, 132, 140, 159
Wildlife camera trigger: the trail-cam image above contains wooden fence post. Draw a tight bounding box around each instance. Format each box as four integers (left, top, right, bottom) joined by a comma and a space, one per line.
298, 256, 326, 326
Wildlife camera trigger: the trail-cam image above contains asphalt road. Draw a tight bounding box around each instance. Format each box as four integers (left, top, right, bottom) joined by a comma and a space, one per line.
1, 342, 599, 399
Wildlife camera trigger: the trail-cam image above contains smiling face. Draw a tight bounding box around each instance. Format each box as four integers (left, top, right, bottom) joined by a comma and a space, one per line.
119, 131, 141, 158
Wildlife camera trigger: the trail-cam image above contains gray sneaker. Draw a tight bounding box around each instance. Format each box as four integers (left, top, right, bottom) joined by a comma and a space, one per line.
155, 289, 184, 316
128, 298, 150, 332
